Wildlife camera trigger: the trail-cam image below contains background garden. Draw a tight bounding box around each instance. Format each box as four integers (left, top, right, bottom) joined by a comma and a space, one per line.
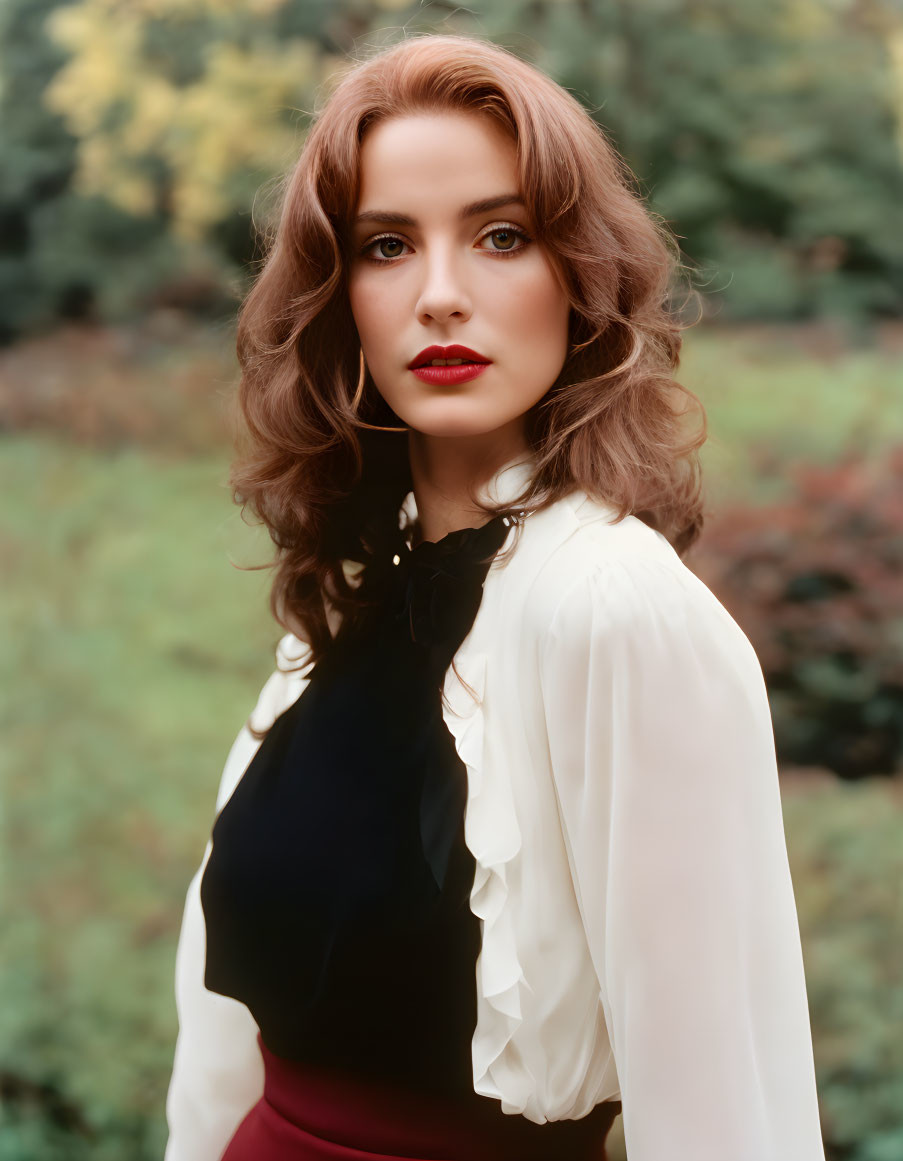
1, 1, 902, 1158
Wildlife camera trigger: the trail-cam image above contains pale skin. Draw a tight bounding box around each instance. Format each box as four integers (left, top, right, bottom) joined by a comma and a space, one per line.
348, 111, 571, 545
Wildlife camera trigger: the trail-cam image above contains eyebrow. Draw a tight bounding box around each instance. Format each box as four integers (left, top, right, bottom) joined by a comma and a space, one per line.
353, 193, 525, 228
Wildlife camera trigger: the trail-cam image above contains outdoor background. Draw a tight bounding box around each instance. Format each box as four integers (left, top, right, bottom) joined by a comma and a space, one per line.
1, 1, 902, 1158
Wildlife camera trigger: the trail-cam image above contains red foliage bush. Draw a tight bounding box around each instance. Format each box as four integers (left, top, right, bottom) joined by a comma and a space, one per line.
689, 447, 903, 779
0, 314, 237, 452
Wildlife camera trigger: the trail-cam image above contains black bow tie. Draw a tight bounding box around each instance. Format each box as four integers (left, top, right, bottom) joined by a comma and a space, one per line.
389, 515, 512, 892
394, 516, 510, 666
359, 512, 512, 679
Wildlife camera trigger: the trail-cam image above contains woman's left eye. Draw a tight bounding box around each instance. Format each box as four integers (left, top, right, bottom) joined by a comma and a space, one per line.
361, 225, 532, 263
477, 226, 532, 256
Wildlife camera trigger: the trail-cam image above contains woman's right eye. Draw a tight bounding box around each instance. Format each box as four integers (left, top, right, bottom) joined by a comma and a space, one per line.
361, 235, 409, 262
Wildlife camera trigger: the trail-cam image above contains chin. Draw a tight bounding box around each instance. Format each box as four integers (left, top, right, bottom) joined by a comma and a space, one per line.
378, 382, 522, 438
402, 410, 514, 440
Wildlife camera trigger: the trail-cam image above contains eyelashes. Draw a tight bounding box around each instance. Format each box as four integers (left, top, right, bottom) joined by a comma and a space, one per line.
360, 224, 533, 264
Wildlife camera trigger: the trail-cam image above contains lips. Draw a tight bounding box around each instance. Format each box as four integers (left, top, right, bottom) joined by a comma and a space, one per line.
409, 344, 491, 369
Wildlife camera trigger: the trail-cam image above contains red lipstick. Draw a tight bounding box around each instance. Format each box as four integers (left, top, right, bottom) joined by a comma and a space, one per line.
408, 344, 492, 386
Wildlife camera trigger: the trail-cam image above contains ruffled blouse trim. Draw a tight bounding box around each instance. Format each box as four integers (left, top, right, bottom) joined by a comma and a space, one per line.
396, 459, 541, 1113
440, 649, 535, 1114
434, 488, 612, 1122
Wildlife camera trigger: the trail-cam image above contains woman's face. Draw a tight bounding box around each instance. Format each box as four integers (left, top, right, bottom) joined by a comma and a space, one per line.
347, 111, 571, 445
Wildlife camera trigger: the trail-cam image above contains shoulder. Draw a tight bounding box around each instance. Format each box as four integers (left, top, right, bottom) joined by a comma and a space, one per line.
527, 492, 682, 621
275, 631, 313, 671
246, 632, 314, 733
529, 494, 759, 670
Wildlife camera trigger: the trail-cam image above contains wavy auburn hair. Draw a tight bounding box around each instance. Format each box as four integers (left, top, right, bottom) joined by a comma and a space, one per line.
231, 32, 707, 666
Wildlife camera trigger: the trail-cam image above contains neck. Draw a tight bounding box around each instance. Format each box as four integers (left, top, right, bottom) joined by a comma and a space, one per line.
407, 423, 530, 545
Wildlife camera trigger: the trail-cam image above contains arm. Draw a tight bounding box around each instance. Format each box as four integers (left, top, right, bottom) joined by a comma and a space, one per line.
163, 634, 314, 1161
539, 554, 826, 1161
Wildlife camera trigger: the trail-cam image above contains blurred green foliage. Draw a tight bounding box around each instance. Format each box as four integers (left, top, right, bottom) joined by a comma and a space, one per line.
782, 776, 903, 1161
2, 0, 902, 1151
681, 324, 903, 503
530, 0, 903, 324
0, 324, 901, 1157
0, 435, 276, 1158
0, 0, 901, 342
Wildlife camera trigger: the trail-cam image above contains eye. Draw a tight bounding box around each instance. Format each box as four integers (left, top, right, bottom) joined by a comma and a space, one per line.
359, 223, 533, 264
361, 234, 410, 262
477, 225, 532, 257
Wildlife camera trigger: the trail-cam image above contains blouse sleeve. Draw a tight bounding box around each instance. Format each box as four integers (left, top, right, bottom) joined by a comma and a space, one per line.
538, 553, 826, 1161
163, 633, 314, 1161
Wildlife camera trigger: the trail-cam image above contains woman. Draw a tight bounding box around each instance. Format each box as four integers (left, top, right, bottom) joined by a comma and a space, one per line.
164, 33, 826, 1161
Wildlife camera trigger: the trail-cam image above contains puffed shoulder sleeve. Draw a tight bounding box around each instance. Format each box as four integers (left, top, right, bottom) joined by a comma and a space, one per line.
163, 633, 314, 1161
539, 553, 826, 1161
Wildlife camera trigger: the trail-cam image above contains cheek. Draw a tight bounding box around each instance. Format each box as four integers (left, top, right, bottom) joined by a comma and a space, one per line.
348, 278, 366, 329
499, 264, 569, 358
349, 272, 390, 343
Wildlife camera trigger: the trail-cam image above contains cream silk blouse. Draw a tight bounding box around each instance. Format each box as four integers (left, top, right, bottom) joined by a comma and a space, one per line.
164, 456, 826, 1161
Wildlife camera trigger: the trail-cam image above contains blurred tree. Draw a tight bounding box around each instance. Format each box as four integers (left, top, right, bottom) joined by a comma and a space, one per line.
0, 0, 233, 340
1, 0, 900, 335
43, 0, 340, 244
478, 0, 903, 323
0, 0, 85, 340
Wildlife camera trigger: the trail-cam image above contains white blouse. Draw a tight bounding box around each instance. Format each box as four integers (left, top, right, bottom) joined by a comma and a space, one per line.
164, 456, 826, 1161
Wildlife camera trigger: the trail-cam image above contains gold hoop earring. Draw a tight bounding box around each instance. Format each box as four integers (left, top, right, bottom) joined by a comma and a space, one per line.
350, 347, 408, 433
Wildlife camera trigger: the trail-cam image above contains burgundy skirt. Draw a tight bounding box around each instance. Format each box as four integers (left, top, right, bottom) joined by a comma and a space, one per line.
220, 1033, 620, 1161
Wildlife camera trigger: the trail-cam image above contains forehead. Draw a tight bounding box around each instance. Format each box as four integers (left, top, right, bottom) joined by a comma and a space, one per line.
355, 112, 520, 219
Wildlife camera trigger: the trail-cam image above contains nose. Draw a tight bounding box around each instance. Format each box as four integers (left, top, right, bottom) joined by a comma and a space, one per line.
414, 243, 473, 325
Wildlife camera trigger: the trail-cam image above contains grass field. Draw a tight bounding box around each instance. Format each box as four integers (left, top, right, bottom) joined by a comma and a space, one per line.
1, 439, 278, 1159
683, 322, 903, 503
1, 320, 901, 1159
